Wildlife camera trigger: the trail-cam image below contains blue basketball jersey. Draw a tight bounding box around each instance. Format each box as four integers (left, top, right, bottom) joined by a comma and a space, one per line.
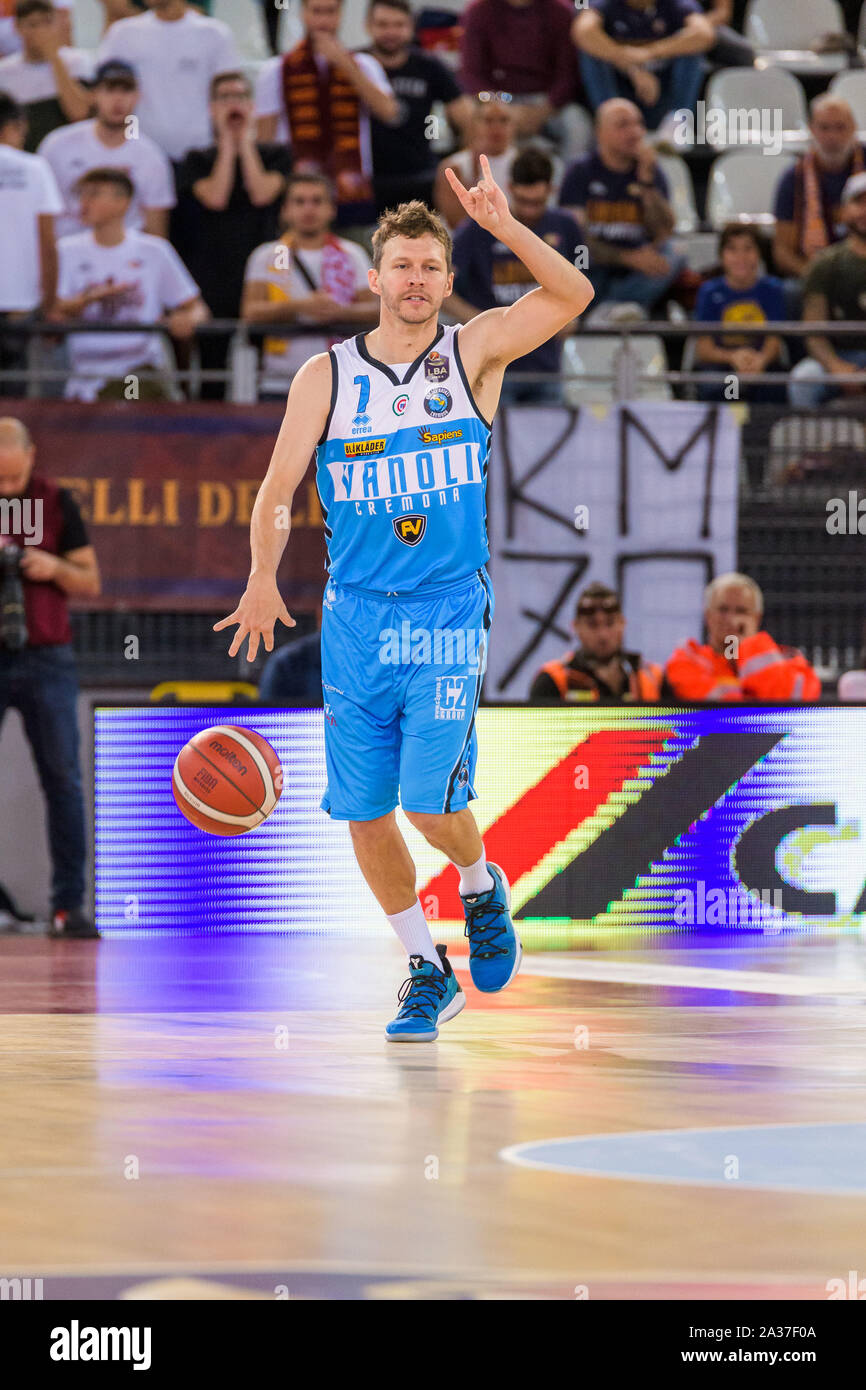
315, 323, 491, 594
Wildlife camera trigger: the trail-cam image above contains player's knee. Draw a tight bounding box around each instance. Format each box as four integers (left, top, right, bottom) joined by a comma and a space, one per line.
404, 810, 448, 841
348, 811, 396, 844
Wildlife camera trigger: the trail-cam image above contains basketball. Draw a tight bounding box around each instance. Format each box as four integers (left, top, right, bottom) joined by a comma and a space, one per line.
172, 725, 282, 836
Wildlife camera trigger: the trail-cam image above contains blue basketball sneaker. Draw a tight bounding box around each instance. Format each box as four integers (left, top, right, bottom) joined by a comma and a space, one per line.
385, 945, 465, 1042
460, 862, 522, 993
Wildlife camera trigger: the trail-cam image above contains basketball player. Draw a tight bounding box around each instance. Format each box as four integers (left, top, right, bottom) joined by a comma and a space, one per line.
217, 156, 593, 1040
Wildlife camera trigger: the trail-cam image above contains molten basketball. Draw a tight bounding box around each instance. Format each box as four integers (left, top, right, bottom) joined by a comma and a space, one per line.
172, 725, 282, 835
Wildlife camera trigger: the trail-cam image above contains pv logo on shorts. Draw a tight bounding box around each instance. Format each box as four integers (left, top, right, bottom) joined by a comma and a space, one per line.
393, 514, 427, 546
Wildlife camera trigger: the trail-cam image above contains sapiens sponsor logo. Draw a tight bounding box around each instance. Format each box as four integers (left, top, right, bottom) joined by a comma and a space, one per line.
49, 1321, 152, 1371
416, 427, 463, 446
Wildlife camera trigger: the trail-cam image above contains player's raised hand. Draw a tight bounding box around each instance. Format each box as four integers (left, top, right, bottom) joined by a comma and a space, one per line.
444, 154, 510, 235
213, 574, 295, 662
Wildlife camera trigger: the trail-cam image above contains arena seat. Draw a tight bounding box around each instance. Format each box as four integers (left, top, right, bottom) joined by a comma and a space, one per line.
744, 0, 848, 73
705, 151, 796, 230
704, 68, 809, 150
765, 414, 866, 486
657, 154, 699, 233
561, 334, 672, 406
828, 69, 866, 133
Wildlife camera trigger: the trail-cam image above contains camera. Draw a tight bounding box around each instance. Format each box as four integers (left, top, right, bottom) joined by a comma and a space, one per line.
0, 543, 28, 650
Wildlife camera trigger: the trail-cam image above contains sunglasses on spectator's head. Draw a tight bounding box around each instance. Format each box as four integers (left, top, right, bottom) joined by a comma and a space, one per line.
577, 598, 621, 618
477, 91, 513, 104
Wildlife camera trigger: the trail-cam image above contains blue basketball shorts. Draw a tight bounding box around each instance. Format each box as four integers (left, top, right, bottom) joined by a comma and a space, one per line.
320, 568, 494, 821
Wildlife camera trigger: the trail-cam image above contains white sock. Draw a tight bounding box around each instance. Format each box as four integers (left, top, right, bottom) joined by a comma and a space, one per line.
386, 900, 443, 971
456, 850, 494, 898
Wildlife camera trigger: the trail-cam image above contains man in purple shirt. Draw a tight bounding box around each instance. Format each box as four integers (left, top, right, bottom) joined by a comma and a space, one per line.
459, 0, 588, 159
573, 0, 713, 131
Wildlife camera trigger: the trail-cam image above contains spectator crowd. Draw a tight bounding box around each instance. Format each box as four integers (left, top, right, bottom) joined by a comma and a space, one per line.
0, 0, 864, 404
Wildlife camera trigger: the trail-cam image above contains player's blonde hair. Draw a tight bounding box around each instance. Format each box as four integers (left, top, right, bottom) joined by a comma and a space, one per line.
371, 200, 453, 275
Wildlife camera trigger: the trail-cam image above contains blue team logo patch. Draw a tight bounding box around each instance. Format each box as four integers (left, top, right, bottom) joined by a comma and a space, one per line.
424, 351, 449, 383
424, 387, 452, 417
393, 514, 427, 546
457, 763, 470, 789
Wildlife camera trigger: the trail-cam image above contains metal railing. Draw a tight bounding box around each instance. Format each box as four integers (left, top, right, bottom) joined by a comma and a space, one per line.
6, 317, 866, 400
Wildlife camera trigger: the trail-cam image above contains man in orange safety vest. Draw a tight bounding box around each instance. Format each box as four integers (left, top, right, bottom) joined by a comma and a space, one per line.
665, 572, 821, 703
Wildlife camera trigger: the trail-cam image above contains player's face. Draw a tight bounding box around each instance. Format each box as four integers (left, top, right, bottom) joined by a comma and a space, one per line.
368, 5, 413, 54
721, 235, 760, 287
95, 83, 138, 128
706, 587, 760, 651
811, 108, 856, 163
303, 0, 342, 37
509, 180, 550, 226
0, 445, 33, 499
473, 104, 514, 155
575, 610, 625, 661
78, 182, 129, 226
374, 236, 453, 323
285, 185, 334, 235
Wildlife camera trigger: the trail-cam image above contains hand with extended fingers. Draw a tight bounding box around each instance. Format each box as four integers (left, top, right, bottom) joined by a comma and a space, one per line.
444, 153, 512, 236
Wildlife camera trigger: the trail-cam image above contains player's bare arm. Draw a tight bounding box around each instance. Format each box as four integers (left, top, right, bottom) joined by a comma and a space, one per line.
214, 351, 332, 662
444, 155, 594, 412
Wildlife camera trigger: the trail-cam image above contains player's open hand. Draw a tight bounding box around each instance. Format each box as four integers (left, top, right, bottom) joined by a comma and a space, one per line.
444, 154, 511, 235
213, 575, 296, 662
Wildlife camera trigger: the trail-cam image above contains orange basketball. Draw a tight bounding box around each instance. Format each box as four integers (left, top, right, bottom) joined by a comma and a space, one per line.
172, 725, 282, 836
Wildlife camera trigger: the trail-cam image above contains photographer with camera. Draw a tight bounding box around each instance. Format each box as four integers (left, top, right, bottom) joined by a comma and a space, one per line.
0, 416, 100, 938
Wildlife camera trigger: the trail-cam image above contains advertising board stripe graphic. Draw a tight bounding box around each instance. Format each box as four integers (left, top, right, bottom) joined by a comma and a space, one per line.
421, 728, 673, 919
518, 732, 783, 919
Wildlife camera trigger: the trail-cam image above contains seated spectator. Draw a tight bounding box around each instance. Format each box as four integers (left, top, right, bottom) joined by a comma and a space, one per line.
172, 71, 291, 399
572, 0, 714, 132
693, 223, 785, 404
52, 167, 208, 400
459, 0, 589, 161
97, 0, 239, 162
447, 147, 578, 404
38, 60, 175, 238
0, 91, 62, 394
788, 173, 866, 410
0, 0, 92, 152
258, 627, 323, 704
529, 583, 662, 701
560, 98, 683, 312
241, 173, 378, 401
365, 0, 472, 216
702, 0, 754, 68
665, 573, 821, 702
255, 0, 397, 234
773, 98, 865, 300
434, 93, 518, 229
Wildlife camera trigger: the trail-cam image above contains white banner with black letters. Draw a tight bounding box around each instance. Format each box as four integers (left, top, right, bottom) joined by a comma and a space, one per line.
486, 403, 741, 698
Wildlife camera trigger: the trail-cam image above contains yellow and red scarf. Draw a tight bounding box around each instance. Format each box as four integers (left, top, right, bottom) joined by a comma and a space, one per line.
280, 39, 372, 206
798, 145, 865, 258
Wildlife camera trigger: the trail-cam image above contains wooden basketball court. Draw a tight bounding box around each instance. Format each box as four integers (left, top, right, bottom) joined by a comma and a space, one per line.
2, 929, 865, 1300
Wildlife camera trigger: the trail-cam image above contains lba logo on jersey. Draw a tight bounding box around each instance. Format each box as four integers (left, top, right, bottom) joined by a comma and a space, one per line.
393, 514, 427, 546
424, 350, 449, 383
424, 387, 452, 417
435, 676, 467, 720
